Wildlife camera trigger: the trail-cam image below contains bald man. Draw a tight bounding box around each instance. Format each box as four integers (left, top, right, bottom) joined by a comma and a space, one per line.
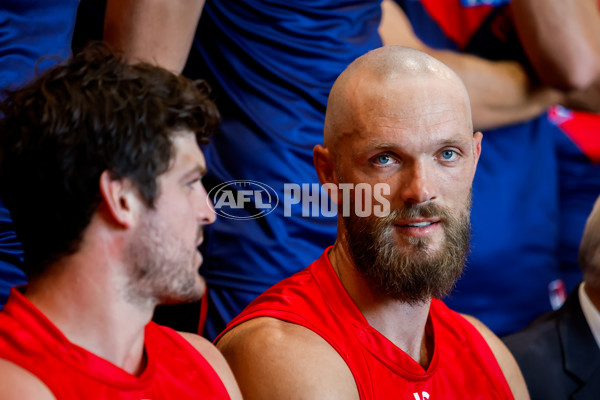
215, 46, 528, 399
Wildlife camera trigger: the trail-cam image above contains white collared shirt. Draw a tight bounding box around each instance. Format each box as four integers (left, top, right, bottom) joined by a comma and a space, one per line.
579, 282, 600, 350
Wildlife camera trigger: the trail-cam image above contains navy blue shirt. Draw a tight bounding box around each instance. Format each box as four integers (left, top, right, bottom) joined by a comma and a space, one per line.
0, 0, 79, 307
185, 0, 383, 338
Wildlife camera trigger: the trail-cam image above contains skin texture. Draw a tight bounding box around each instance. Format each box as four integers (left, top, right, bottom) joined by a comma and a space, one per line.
509, 0, 600, 111
0, 133, 241, 400
104, 0, 206, 73
511, 0, 600, 91
579, 195, 600, 305
217, 46, 529, 400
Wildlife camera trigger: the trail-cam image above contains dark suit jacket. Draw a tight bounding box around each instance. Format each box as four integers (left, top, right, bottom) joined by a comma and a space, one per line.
503, 285, 600, 400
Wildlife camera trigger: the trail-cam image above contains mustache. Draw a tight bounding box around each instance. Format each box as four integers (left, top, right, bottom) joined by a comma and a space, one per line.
380, 202, 452, 225
377, 191, 473, 226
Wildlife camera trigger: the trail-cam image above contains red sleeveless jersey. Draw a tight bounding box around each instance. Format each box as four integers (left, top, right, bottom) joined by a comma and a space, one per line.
0, 288, 230, 399
217, 247, 514, 399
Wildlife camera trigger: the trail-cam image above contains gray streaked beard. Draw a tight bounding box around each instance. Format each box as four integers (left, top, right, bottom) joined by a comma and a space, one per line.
342, 196, 471, 304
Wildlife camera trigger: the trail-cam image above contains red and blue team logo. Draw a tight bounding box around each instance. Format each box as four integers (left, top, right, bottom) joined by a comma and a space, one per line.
547, 105, 574, 126
419, 0, 511, 50
548, 106, 600, 163
548, 279, 567, 310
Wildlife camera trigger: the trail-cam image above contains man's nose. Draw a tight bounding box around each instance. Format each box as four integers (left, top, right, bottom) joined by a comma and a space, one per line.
399, 160, 437, 205
199, 186, 217, 225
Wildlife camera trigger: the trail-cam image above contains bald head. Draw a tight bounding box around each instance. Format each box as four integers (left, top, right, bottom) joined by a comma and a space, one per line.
324, 46, 472, 150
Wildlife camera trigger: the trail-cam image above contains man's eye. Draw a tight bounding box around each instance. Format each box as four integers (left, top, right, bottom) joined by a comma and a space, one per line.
376, 154, 394, 165
187, 177, 202, 187
441, 150, 457, 161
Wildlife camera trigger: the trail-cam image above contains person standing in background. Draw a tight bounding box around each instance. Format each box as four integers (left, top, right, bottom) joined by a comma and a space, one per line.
0, 0, 80, 309
382, 0, 600, 336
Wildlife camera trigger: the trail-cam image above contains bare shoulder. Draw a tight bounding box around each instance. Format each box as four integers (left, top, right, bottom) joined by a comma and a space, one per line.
0, 358, 55, 399
177, 331, 242, 400
217, 317, 359, 400
460, 314, 530, 400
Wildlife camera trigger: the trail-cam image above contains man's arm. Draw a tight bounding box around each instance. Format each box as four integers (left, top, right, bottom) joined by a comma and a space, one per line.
177, 332, 243, 400
511, 0, 600, 112
103, 0, 205, 73
216, 317, 360, 400
0, 359, 55, 400
511, 0, 600, 91
380, 0, 562, 131
562, 78, 600, 112
461, 315, 530, 400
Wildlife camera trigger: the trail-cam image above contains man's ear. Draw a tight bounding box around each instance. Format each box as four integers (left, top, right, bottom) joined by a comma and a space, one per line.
313, 144, 341, 204
472, 131, 483, 170
99, 171, 141, 229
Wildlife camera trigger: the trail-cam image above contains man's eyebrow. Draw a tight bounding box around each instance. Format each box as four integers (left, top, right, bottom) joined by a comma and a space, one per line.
369, 142, 398, 150
368, 138, 468, 149
438, 138, 469, 146
180, 165, 206, 181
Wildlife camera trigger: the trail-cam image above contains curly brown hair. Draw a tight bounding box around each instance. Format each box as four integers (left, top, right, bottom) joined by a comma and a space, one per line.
0, 42, 220, 277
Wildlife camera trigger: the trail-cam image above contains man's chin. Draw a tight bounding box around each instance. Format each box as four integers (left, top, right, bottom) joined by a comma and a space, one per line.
195, 251, 204, 269
158, 276, 206, 305
392, 235, 444, 258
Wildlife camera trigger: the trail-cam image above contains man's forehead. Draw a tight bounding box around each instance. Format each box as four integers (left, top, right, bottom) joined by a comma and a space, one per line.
341, 105, 472, 142
168, 133, 206, 173
326, 49, 472, 151
366, 135, 471, 148
354, 93, 470, 137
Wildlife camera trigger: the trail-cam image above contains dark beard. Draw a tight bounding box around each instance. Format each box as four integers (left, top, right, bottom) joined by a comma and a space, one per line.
125, 215, 204, 306
341, 199, 471, 305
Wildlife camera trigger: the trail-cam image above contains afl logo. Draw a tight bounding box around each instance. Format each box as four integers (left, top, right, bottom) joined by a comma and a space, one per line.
208, 180, 279, 220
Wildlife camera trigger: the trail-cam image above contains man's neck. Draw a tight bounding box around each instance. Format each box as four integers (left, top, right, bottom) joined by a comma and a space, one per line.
25, 252, 154, 376
585, 282, 600, 311
328, 242, 433, 369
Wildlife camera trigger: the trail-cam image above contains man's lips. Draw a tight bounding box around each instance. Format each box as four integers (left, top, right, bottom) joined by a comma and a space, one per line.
394, 218, 441, 237
394, 218, 440, 228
